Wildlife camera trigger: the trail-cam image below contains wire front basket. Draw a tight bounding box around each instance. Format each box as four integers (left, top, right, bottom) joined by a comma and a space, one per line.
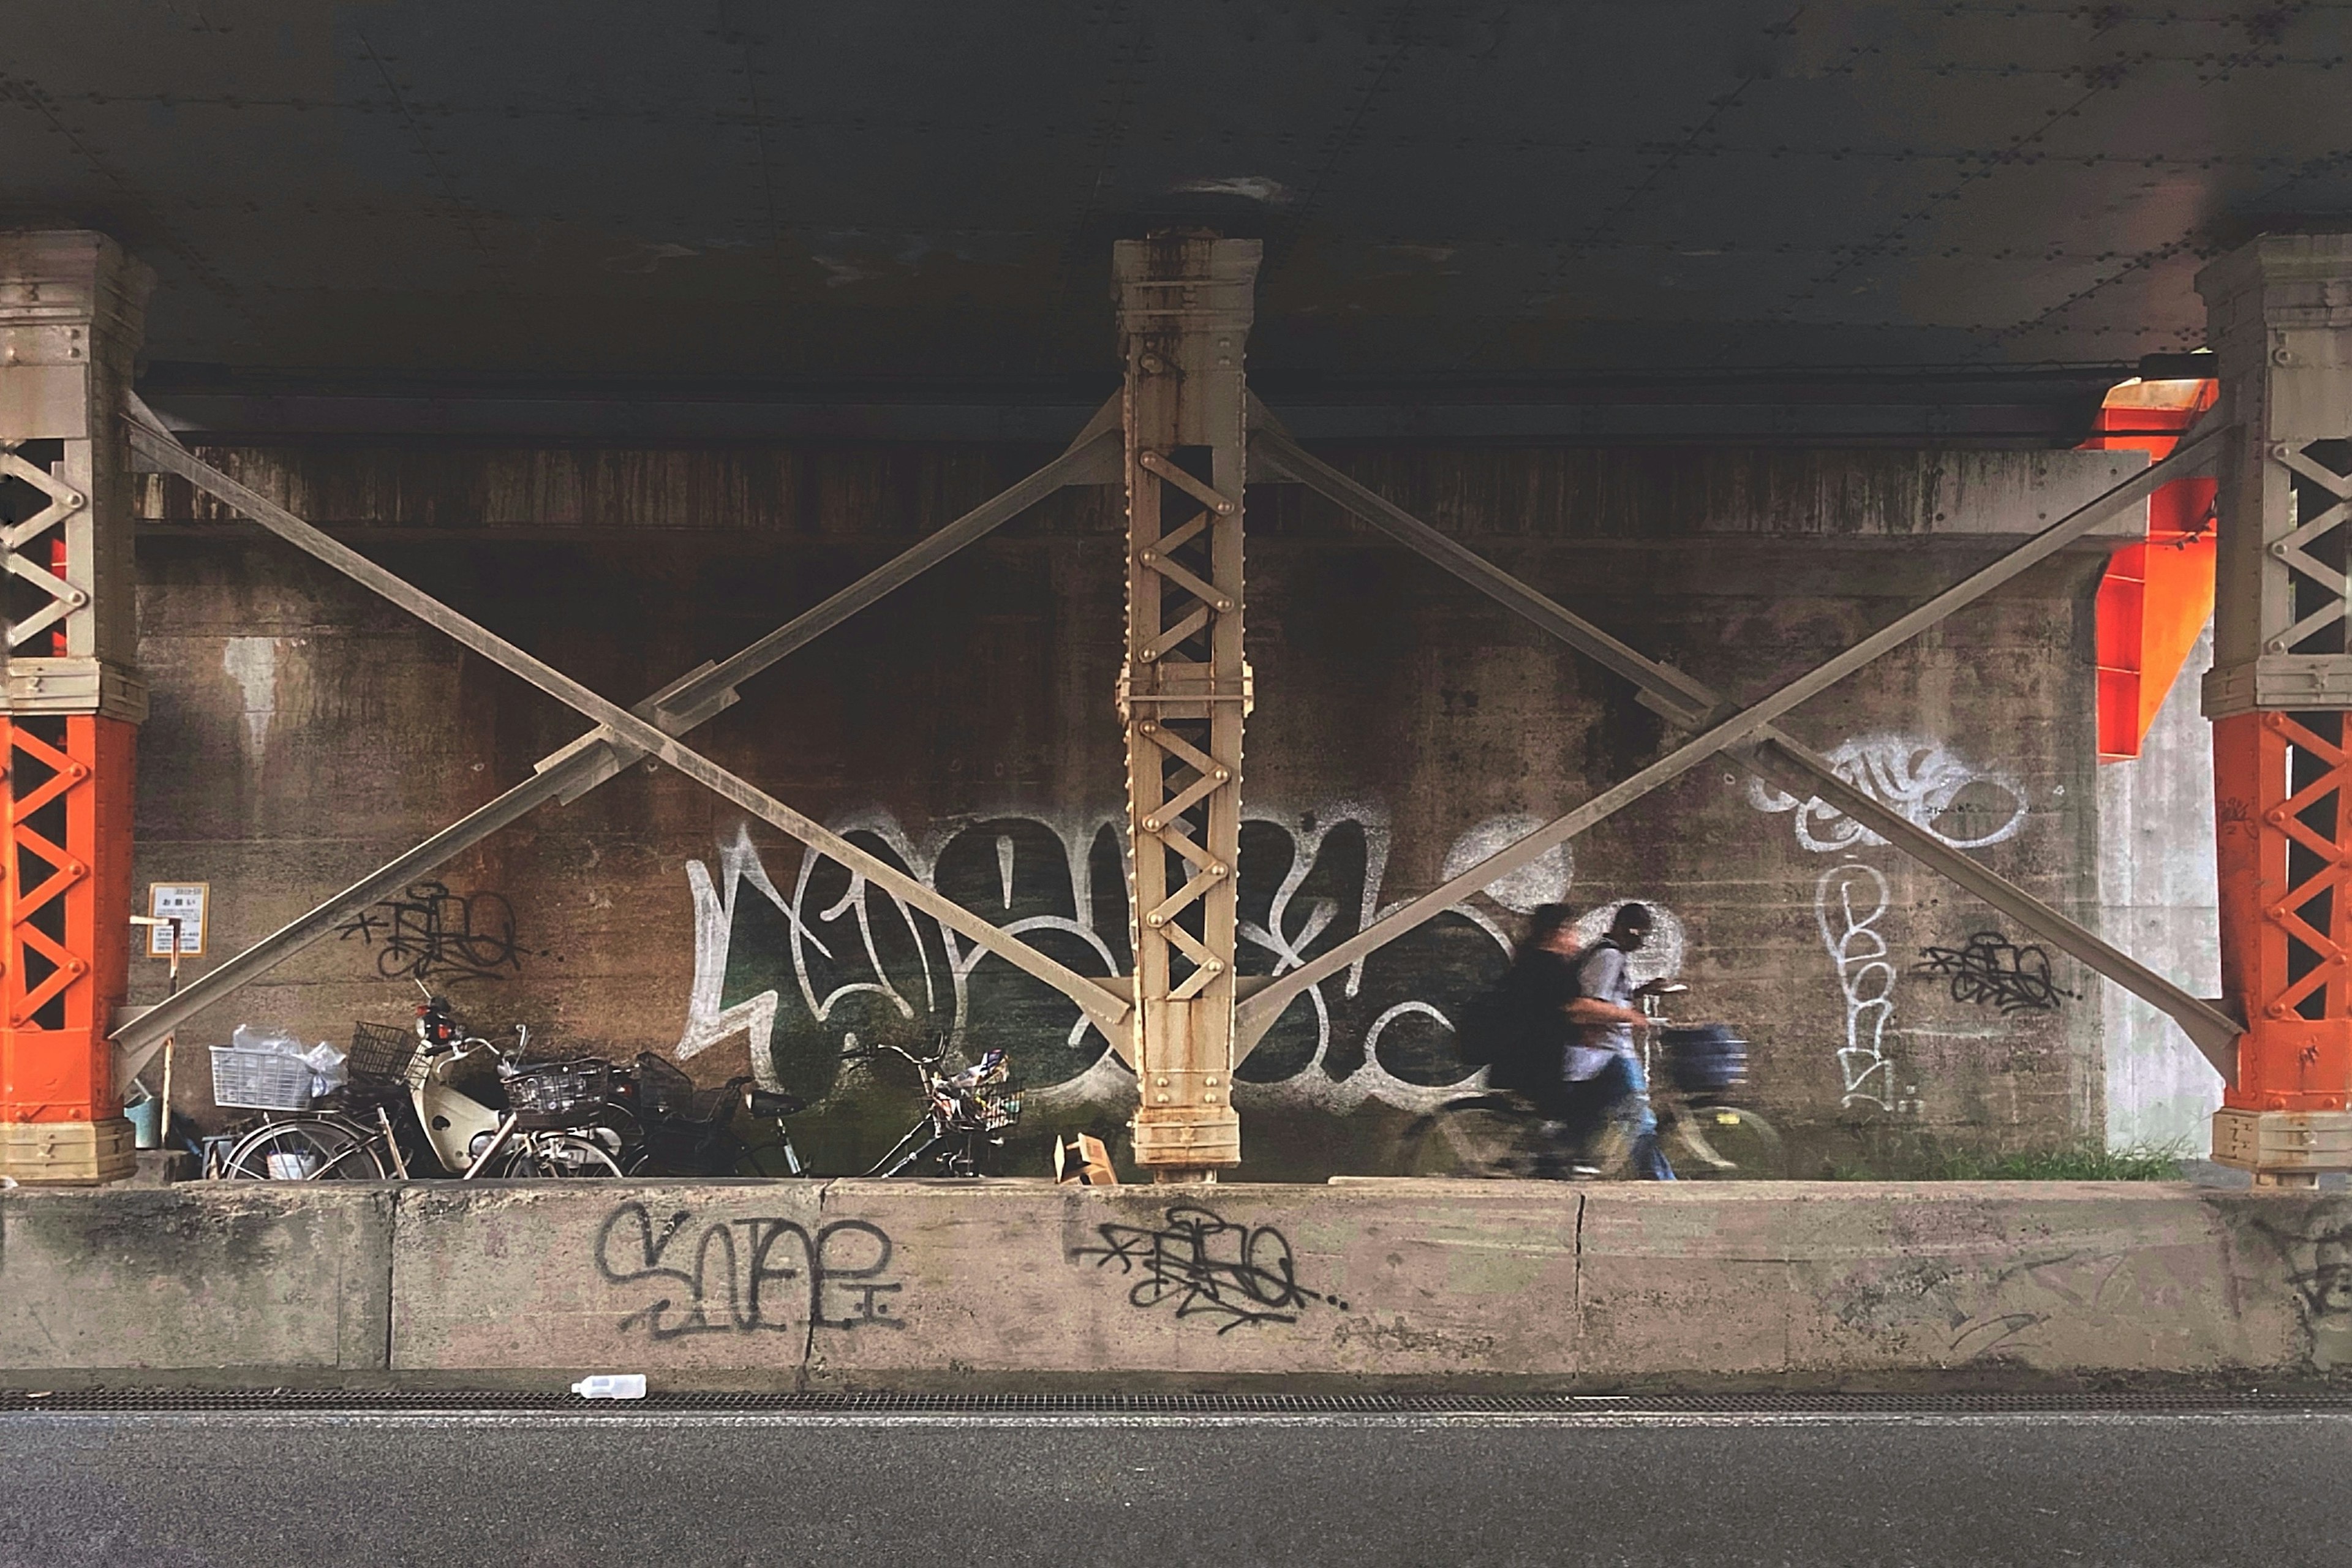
505, 1057, 625, 1130
208, 1047, 315, 1112
347, 1021, 418, 1087
971, 1077, 1023, 1133
634, 1053, 737, 1126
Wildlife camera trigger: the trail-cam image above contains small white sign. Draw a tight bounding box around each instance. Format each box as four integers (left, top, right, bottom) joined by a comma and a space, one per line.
146, 883, 208, 958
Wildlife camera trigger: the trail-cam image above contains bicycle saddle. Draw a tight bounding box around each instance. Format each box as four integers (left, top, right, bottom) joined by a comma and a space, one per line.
747, 1088, 806, 1118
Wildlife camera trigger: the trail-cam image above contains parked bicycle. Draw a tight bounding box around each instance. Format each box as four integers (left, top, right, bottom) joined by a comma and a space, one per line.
214, 996, 545, 1179
1399, 985, 1783, 1180
213, 993, 813, 1181
849, 1037, 1023, 1177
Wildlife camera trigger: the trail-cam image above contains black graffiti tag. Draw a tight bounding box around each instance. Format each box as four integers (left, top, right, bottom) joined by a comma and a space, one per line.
1914, 932, 2079, 1015
1072, 1204, 1345, 1333
337, 879, 523, 983
594, 1201, 903, 1338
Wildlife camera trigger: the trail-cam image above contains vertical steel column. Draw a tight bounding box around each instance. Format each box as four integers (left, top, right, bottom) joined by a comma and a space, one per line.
1115, 233, 1258, 1180
0, 232, 150, 1184
2201, 235, 2352, 1183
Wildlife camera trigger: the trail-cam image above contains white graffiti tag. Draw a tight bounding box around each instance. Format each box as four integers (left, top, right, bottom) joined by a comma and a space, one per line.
1817, 861, 1898, 1109
1749, 733, 2027, 854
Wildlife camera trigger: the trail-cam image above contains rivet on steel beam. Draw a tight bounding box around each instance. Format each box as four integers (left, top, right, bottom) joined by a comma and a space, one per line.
2274, 442, 2297, 461
1157, 1094, 1172, 1104
1209, 864, 1227, 878
2269, 639, 2290, 654
1203, 1093, 1219, 1104
67, 592, 86, 606
1140, 551, 1157, 564
1205, 1076, 1218, 1087
2268, 809, 2288, 824
2266, 713, 2289, 730
1148, 914, 1165, 927
1214, 598, 1233, 611
1140, 648, 1158, 663
67, 862, 83, 876
64, 493, 83, 508
1140, 722, 1158, 734
1205, 960, 1224, 974
1213, 502, 1234, 515
1213, 769, 1229, 782
2275, 349, 2296, 366
1155, 1076, 1167, 1086
68, 959, 83, 974
1143, 818, 1160, 832
2273, 542, 2292, 557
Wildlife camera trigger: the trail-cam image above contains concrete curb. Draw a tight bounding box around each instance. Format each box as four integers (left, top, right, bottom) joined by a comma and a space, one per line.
2, 1180, 2346, 1389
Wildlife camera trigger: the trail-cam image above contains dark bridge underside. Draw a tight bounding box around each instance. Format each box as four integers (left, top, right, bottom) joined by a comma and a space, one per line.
7, 2, 2346, 437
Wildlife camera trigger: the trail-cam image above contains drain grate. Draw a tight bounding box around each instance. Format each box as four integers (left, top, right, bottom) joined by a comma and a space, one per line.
4, 1389, 2348, 1415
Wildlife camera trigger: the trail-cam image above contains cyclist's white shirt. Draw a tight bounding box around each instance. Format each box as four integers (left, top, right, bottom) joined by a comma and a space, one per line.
1566, 941, 1633, 1082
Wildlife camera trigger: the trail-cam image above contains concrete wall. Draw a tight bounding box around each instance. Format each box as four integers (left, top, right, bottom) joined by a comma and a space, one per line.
129, 440, 2144, 1177
2, 1179, 2344, 1389
2100, 624, 2225, 1152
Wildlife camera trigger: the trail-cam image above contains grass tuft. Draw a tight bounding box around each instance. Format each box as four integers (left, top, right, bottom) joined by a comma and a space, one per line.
1828, 1141, 2188, 1182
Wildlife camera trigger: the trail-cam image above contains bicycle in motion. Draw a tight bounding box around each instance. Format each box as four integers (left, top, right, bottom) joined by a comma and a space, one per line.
1398, 986, 1784, 1180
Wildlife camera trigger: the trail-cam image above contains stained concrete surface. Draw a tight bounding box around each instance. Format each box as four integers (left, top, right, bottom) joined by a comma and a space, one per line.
129, 440, 2143, 1180
2, 1408, 2347, 1567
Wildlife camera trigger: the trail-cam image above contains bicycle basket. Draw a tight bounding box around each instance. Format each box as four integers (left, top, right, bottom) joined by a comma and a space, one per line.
347, 1021, 418, 1087
504, 1057, 624, 1130
208, 1046, 315, 1112
974, 1079, 1023, 1132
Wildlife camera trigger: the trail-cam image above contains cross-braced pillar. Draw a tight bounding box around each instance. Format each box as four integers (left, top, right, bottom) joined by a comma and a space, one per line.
1114, 233, 1258, 1179
0, 232, 149, 1184
2201, 234, 2352, 1183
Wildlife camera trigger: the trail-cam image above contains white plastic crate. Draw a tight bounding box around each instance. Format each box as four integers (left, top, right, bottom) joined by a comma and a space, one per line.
209, 1046, 315, 1112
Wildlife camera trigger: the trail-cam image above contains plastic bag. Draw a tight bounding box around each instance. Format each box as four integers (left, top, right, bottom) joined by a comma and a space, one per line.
230, 1023, 303, 1058
303, 1040, 348, 1098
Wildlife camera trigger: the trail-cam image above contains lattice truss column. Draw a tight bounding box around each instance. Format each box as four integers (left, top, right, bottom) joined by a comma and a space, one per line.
0, 233, 150, 1184
1114, 235, 1258, 1178
2202, 235, 2352, 1181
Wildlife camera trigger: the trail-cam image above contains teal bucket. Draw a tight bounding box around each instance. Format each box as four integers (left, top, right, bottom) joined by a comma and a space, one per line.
126, 1095, 162, 1150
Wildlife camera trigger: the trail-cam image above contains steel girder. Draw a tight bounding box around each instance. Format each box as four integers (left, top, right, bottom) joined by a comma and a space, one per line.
1237, 410, 2241, 1076
113, 404, 1128, 1081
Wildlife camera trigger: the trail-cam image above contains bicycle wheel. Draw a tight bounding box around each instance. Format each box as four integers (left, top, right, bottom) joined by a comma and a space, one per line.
1672, 1104, 1785, 1179
499, 1132, 624, 1177
217, 1117, 386, 1181
1397, 1098, 1545, 1178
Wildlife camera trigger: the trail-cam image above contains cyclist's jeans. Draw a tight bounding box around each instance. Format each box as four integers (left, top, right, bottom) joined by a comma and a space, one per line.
1585, 1052, 1676, 1182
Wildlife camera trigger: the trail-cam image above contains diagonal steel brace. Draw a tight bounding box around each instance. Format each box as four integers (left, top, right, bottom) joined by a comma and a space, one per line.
115, 410, 1128, 1077
1238, 413, 2239, 1076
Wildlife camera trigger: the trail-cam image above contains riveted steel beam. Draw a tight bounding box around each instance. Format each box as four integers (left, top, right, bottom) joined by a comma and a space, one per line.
1236, 411, 2229, 1061
113, 410, 1126, 1078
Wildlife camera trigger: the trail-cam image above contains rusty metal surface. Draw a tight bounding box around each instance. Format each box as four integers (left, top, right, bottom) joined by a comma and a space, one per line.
3, 4, 2343, 391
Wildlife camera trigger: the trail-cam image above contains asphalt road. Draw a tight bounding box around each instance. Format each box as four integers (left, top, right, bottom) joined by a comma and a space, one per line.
3, 1407, 2346, 1567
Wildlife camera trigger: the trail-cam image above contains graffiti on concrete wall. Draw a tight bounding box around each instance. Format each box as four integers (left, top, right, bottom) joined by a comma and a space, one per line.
1915, 932, 2078, 1015
335, 880, 524, 983
594, 1200, 902, 1338
1749, 733, 2027, 854
1757, 735, 2028, 1112
673, 805, 1687, 1117
1071, 1204, 1346, 1332
1818, 862, 1900, 1110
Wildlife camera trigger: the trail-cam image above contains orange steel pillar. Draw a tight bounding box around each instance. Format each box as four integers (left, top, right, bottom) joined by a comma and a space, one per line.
2201, 235, 2352, 1184
0, 233, 151, 1184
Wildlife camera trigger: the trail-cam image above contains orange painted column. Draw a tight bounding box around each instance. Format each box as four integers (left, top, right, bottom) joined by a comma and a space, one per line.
2199, 235, 2352, 1182
0, 717, 137, 1150
0, 233, 153, 1185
